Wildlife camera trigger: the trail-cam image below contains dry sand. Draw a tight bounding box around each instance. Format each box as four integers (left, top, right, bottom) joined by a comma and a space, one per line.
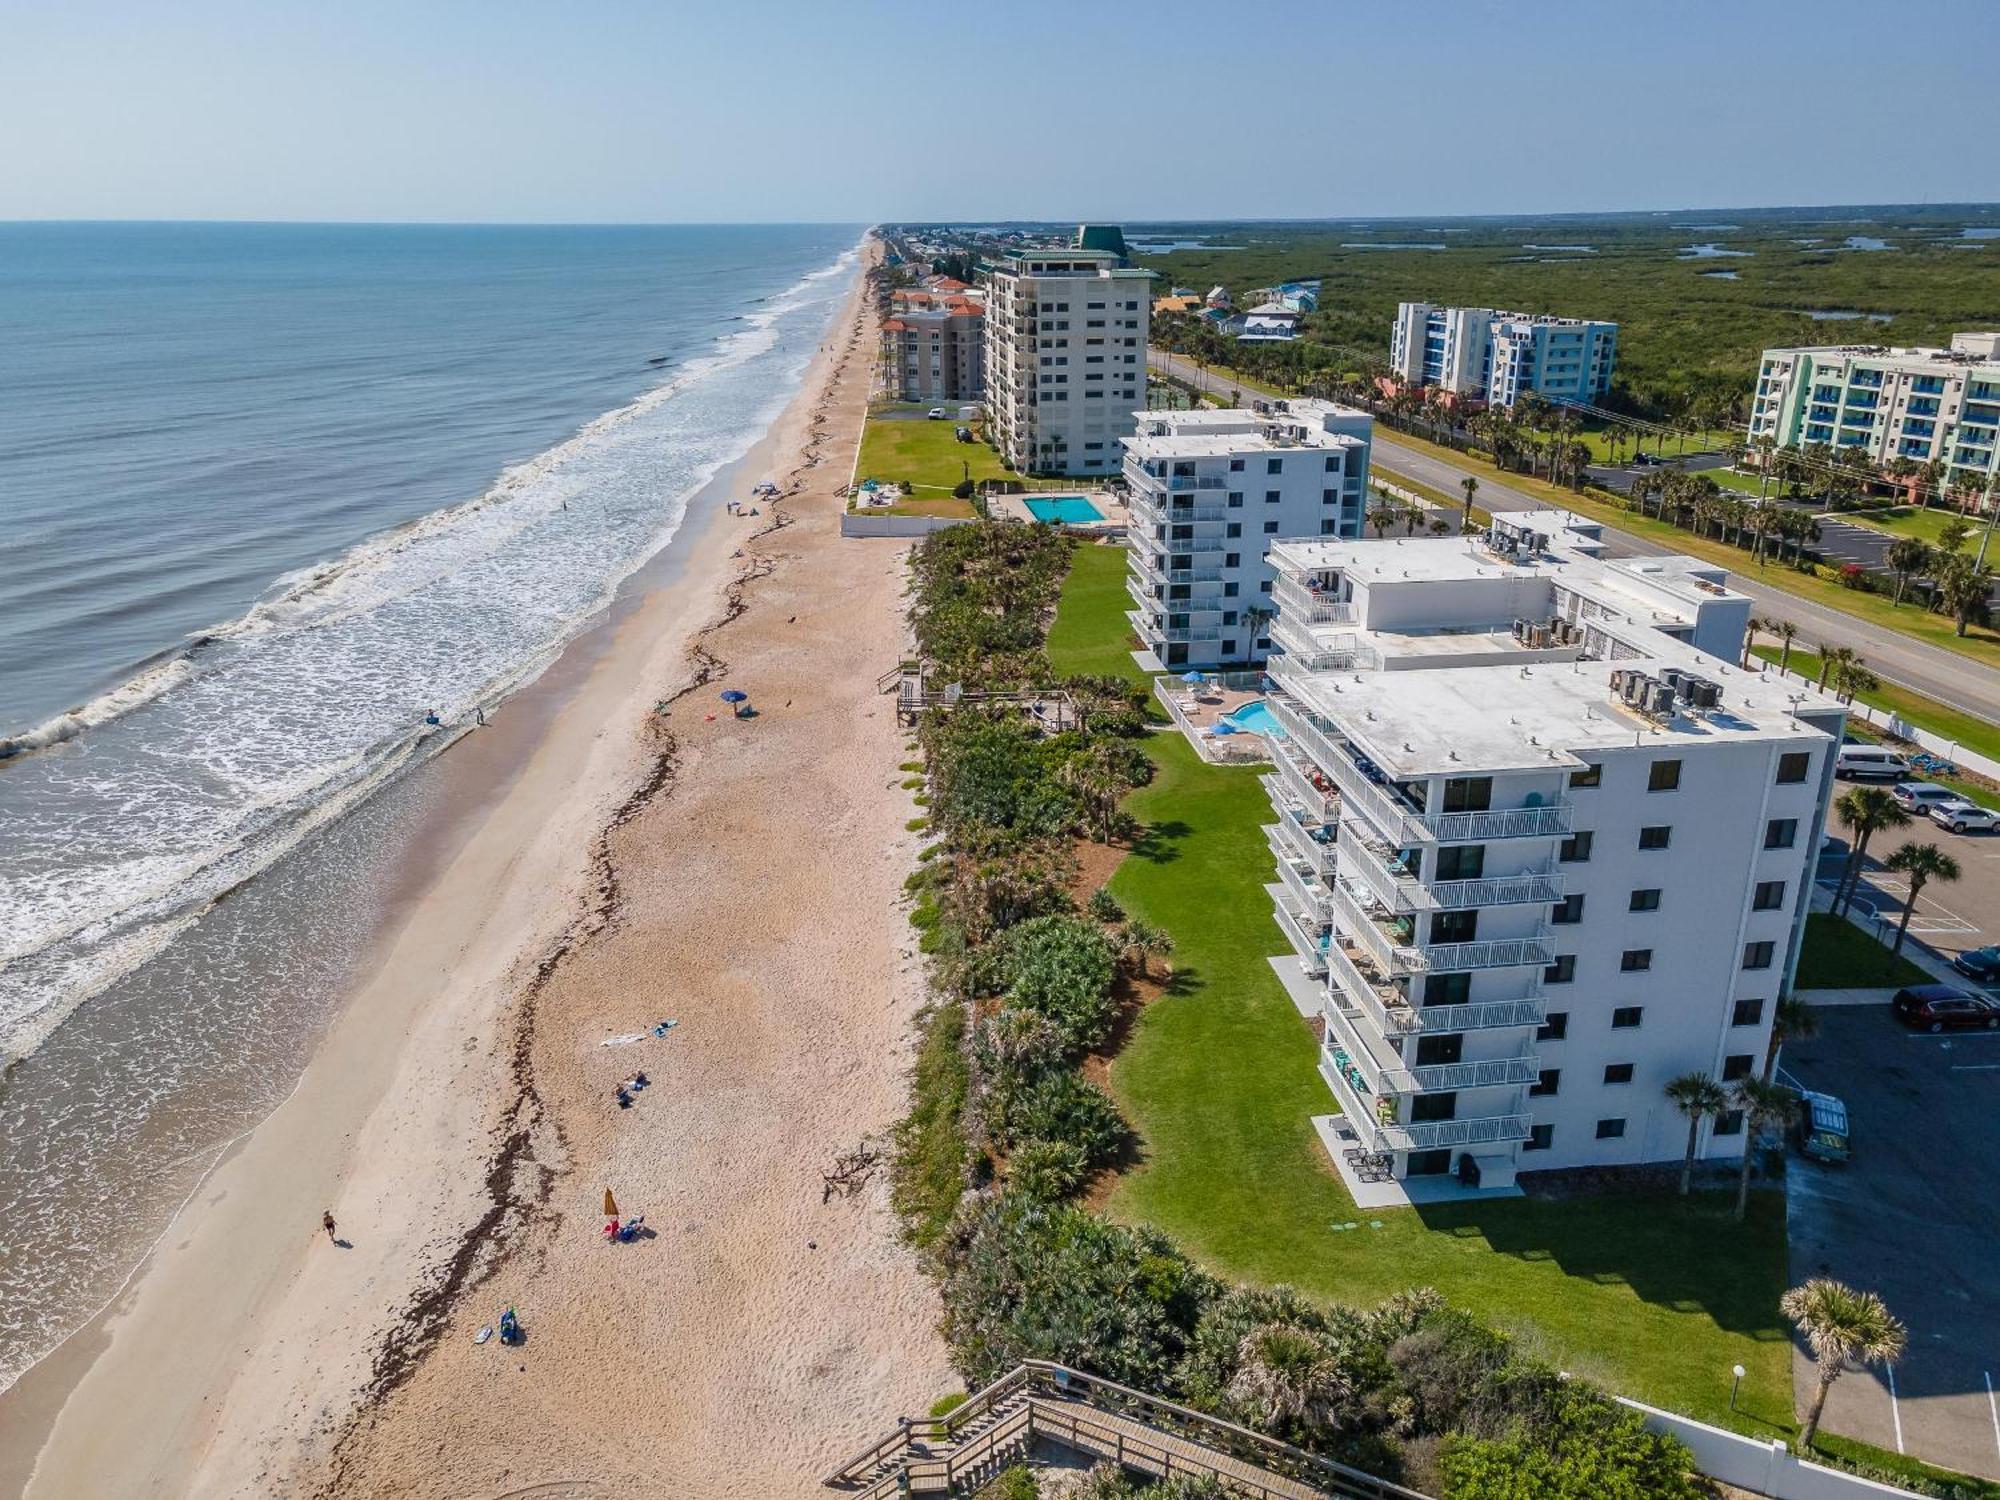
6, 243, 955, 1499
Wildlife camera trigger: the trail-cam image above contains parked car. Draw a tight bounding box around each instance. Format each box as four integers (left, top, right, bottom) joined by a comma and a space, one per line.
1928, 799, 1998, 834
1835, 744, 1910, 780
1794, 1090, 1851, 1164
1951, 945, 2000, 984
926, 407, 946, 420
1892, 781, 1960, 815
1892, 984, 2000, 1032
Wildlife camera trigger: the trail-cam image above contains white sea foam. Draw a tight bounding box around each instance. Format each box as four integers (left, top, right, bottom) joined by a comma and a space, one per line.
0, 240, 860, 1067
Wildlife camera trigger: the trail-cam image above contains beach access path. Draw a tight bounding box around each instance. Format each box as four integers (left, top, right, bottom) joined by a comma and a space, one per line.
8, 243, 954, 1498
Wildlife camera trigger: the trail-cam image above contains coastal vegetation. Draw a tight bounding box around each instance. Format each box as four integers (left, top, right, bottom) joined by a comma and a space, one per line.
1134, 208, 2000, 424
891, 523, 1710, 1496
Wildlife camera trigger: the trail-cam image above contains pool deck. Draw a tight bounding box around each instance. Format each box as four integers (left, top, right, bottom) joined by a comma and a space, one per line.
1154, 679, 1280, 765
990, 490, 1129, 534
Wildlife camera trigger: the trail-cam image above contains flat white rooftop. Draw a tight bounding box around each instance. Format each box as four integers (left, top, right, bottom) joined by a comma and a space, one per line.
1292, 655, 1835, 779
1126, 430, 1363, 458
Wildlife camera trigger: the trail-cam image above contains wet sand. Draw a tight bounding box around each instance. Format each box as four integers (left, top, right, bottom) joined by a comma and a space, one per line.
2, 241, 953, 1498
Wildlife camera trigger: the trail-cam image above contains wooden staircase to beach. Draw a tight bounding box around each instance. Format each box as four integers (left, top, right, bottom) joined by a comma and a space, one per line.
882, 661, 1077, 732
821, 1360, 1432, 1499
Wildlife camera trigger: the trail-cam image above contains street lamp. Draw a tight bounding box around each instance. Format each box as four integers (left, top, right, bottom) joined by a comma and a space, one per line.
1730, 1363, 1747, 1411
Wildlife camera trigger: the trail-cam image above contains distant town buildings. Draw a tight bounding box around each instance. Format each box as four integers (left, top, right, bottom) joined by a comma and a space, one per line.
882, 281, 985, 403
982, 227, 1152, 476
1391, 303, 1619, 409
1747, 331, 2000, 496
1123, 399, 1374, 670
1261, 513, 1840, 1192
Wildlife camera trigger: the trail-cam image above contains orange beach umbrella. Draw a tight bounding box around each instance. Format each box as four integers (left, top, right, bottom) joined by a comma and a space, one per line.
603, 1188, 619, 1218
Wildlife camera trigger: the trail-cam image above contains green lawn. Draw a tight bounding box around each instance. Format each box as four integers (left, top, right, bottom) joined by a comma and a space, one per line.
1793, 912, 1929, 990
1750, 643, 2000, 776
1045, 540, 1150, 690
1374, 427, 2000, 667
1845, 505, 1996, 550
854, 407, 1011, 514
1098, 731, 1796, 1432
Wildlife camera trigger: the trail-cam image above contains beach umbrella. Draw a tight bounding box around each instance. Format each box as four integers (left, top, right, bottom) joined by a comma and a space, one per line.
1179, 670, 1206, 684
603, 1188, 619, 1218
719, 689, 748, 704
1212, 720, 1239, 735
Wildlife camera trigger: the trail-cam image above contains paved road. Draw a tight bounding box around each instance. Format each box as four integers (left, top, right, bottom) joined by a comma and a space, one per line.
1146, 347, 2000, 720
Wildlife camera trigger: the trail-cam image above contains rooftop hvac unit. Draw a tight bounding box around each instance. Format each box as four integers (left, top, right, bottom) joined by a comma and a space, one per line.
1645, 681, 1677, 717
1608, 667, 1628, 695
1522, 531, 1545, 554
1658, 667, 1687, 694
1684, 678, 1722, 711
1530, 623, 1553, 648
1621, 672, 1651, 706
1513, 618, 1532, 643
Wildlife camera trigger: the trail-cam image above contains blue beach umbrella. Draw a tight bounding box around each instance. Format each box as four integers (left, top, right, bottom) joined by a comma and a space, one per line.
1180, 670, 1206, 684
1212, 720, 1238, 735
719, 690, 748, 702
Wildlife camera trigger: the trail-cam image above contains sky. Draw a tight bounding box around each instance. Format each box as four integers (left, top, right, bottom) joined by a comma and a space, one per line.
3, 0, 1997, 224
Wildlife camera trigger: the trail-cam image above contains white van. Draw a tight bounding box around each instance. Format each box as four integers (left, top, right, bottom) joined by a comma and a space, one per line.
1835, 744, 1909, 781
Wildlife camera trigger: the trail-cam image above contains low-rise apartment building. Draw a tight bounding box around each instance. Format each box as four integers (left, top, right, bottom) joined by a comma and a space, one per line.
883, 289, 984, 403
1123, 400, 1373, 670
1747, 331, 2000, 498
1260, 513, 1843, 1192
1390, 303, 1618, 409
983, 237, 1151, 476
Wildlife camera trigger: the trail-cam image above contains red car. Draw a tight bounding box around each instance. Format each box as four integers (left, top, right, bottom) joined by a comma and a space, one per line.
1892, 984, 2000, 1033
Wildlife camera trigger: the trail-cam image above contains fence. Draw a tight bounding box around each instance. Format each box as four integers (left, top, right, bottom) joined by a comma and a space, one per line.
840, 511, 972, 538
1617, 1398, 1923, 1499
1151, 674, 1275, 765
1756, 660, 2000, 782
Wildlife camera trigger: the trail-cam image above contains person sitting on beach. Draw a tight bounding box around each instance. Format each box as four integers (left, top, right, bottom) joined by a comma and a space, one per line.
603, 1217, 621, 1241
614, 1084, 632, 1109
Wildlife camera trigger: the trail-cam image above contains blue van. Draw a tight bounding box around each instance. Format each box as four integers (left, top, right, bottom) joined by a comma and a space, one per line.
1795, 1090, 1850, 1164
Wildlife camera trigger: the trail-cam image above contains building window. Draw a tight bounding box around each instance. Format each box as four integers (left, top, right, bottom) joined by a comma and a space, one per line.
1570, 762, 1602, 788
1612, 1005, 1644, 1028
1524, 1124, 1554, 1151
1530, 1068, 1561, 1097
1629, 888, 1661, 912
1415, 1032, 1464, 1066
1619, 949, 1652, 973
1552, 894, 1585, 925
1227, 492, 1245, 508
1434, 844, 1485, 881
1743, 941, 1776, 970
1431, 910, 1478, 944
1224, 553, 1241, 567
1425, 971, 1471, 1005
1559, 830, 1594, 863
1648, 760, 1682, 792
1544, 955, 1576, 984
1765, 818, 1797, 849
1441, 776, 1493, 813
1262, 520, 1279, 534
1722, 1054, 1755, 1081
1267, 457, 1283, 474
1264, 490, 1281, 504
1732, 998, 1765, 1028
1713, 1109, 1744, 1136
1228, 458, 1245, 472
1603, 1062, 1635, 1085
1406, 1148, 1452, 1176
1537, 1011, 1569, 1042
1753, 880, 1786, 911
1226, 523, 1242, 538
1776, 752, 1812, 784
1638, 825, 1671, 851
1596, 1118, 1627, 1140
1411, 1092, 1457, 1123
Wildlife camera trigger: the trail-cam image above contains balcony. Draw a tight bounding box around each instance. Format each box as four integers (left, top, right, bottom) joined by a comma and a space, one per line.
1272, 573, 1358, 626
1274, 851, 1333, 921
1426, 934, 1557, 970
1126, 573, 1157, 611
1329, 877, 1426, 974
1317, 1055, 1535, 1156
1323, 1002, 1540, 1096
1426, 804, 1571, 842
1269, 745, 1339, 825
1336, 820, 1427, 912
1267, 814, 1335, 878
1271, 698, 1432, 846
1270, 890, 1330, 976
1269, 616, 1371, 672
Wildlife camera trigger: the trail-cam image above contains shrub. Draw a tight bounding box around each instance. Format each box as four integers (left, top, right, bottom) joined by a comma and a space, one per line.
994, 1069, 1128, 1166
936, 1193, 1218, 1388
1435, 1384, 1704, 1499
1387, 1310, 1518, 1438
1000, 914, 1119, 1054
1006, 1137, 1092, 1200
1178, 1284, 1390, 1442
891, 1001, 971, 1247
1088, 886, 1126, 924
930, 1390, 969, 1418
953, 478, 976, 499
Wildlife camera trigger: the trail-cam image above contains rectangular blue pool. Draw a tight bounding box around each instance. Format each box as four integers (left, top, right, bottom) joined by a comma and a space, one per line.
1024, 495, 1104, 524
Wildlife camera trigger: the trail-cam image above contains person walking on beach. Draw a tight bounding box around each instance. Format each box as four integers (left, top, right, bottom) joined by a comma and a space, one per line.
322, 1210, 337, 1242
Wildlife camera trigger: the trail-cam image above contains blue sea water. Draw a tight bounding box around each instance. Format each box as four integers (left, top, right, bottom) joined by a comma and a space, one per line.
0, 223, 860, 1388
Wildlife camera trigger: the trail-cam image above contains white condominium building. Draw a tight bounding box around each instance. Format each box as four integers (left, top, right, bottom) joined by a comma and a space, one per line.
1747, 331, 2000, 495
1123, 400, 1373, 671
983, 244, 1151, 476
1261, 513, 1843, 1192
1390, 303, 1618, 409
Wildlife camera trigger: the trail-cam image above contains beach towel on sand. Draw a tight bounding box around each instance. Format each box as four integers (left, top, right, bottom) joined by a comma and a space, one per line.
600, 1033, 645, 1047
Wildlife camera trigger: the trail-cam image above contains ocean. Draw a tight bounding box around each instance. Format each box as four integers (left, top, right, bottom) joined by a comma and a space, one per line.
0, 221, 862, 1389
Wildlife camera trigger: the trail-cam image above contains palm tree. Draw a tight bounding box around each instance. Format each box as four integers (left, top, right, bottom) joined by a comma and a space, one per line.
1833, 786, 1909, 917
1119, 916, 1174, 980
1459, 475, 1480, 532
1782, 1279, 1907, 1449
1763, 995, 1819, 1082
1885, 536, 1933, 607
1731, 1076, 1799, 1222
1367, 500, 1397, 538
1815, 644, 1855, 693
1774, 619, 1800, 673
1741, 616, 1767, 670
1883, 843, 1962, 954
1934, 555, 1993, 638
1664, 1073, 1728, 1195
1227, 1323, 1353, 1438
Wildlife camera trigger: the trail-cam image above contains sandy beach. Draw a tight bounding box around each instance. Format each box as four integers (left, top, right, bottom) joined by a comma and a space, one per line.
1, 241, 955, 1498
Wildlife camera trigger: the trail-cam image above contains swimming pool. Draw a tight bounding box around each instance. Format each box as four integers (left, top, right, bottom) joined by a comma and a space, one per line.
1225, 699, 1288, 739
1023, 495, 1104, 524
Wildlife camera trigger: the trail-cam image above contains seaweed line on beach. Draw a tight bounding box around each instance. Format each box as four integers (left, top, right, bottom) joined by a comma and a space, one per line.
315, 314, 867, 1488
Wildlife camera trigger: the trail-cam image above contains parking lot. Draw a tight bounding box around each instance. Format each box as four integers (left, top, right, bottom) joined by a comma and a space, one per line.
1821, 795, 2000, 974
1784, 1006, 2000, 1480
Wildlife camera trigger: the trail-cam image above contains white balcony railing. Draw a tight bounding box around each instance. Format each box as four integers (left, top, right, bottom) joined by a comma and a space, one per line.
1269, 616, 1372, 673
1430, 869, 1566, 909
1268, 814, 1335, 877
1317, 1055, 1535, 1155
1322, 1002, 1539, 1096
1424, 935, 1557, 971
1326, 933, 1420, 1036
1272, 572, 1357, 626
1274, 850, 1332, 920
1329, 877, 1427, 975
1271, 743, 1339, 825
1270, 893, 1330, 975
1336, 820, 1427, 913
1426, 804, 1573, 842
